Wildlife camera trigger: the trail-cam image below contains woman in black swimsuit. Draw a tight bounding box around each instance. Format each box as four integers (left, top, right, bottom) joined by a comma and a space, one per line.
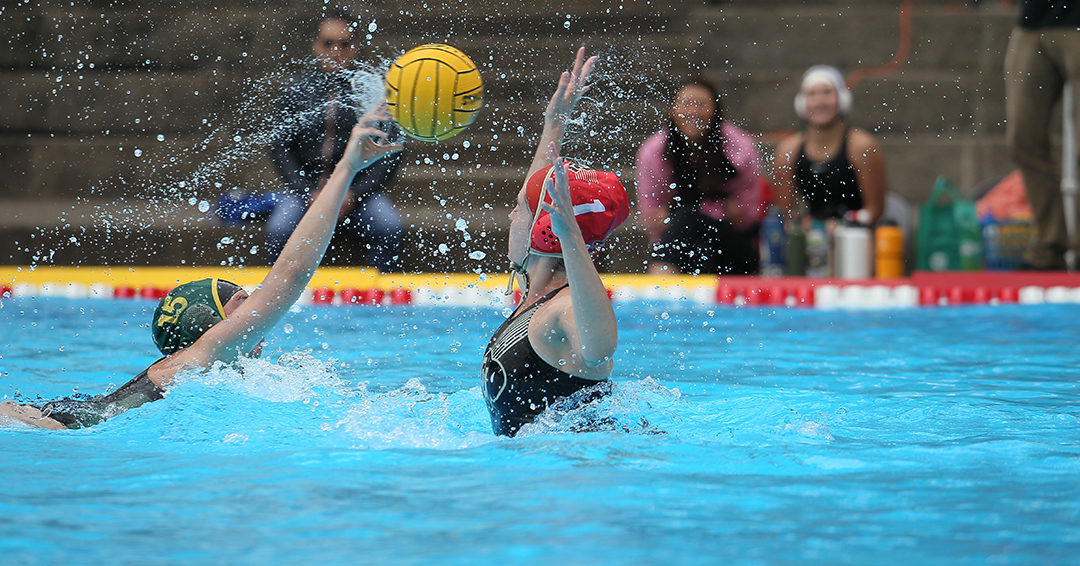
773, 65, 886, 225
481, 48, 630, 436
1, 105, 402, 430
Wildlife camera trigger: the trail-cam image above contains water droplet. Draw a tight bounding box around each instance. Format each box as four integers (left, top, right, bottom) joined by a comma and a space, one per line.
468, 251, 486, 260
133, 148, 143, 157
198, 200, 210, 213
156, 134, 165, 141
283, 323, 293, 334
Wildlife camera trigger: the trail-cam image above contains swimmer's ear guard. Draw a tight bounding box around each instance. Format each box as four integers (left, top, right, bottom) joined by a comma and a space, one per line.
151, 278, 243, 355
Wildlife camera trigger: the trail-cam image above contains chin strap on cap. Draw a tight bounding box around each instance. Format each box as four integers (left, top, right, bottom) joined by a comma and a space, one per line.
505, 255, 530, 296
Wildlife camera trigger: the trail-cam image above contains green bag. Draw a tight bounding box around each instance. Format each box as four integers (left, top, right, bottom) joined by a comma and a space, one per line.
916, 176, 982, 271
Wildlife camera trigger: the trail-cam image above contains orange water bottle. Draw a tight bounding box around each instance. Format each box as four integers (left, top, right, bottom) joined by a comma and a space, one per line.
875, 225, 904, 278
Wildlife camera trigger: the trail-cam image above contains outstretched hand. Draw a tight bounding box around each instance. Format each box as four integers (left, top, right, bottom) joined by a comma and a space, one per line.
340, 103, 404, 173
544, 46, 597, 126
539, 142, 585, 250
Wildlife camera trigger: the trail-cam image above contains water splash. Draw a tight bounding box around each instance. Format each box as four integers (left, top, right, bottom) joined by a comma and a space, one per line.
519, 377, 682, 437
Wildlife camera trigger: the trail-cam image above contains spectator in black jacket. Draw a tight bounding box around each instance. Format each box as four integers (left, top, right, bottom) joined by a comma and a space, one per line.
268, 10, 404, 270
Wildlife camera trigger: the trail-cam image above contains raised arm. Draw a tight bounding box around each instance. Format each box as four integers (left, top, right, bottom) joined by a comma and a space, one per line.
542, 143, 618, 371
526, 46, 597, 181
188, 105, 403, 365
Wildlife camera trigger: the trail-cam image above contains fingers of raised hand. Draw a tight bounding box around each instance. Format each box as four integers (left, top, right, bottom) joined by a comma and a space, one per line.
359, 103, 392, 126
568, 52, 596, 94
356, 126, 388, 140
581, 56, 597, 83
359, 126, 402, 148
555, 71, 571, 96
547, 141, 562, 168
546, 144, 572, 205
571, 46, 586, 75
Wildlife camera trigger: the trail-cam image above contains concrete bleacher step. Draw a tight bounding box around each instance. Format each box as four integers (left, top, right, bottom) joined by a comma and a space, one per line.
3, 2, 686, 69
2, 125, 1010, 209
691, 3, 1014, 72
0, 197, 649, 272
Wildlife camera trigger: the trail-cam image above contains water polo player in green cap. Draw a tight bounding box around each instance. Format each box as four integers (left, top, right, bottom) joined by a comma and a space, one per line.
0, 105, 402, 430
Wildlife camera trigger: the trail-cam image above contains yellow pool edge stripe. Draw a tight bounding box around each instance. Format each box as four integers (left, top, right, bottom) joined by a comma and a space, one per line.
0, 266, 719, 292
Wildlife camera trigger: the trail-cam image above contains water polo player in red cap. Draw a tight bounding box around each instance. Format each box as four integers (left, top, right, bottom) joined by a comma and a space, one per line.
481, 47, 630, 436
1, 106, 402, 430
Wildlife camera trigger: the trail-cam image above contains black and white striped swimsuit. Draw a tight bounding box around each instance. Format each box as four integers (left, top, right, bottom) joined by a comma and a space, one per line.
481, 285, 605, 436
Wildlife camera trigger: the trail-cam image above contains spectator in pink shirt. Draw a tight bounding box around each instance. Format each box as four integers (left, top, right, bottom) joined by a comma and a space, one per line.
636, 76, 765, 275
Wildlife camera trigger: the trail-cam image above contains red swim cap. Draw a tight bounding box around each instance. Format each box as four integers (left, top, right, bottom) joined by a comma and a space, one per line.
524, 160, 630, 255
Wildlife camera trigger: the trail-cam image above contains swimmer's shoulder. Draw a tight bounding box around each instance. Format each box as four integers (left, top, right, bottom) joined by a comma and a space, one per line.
527, 286, 613, 379
529, 286, 573, 335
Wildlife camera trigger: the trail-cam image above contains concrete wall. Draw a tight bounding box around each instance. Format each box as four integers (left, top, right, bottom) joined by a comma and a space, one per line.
0, 0, 1024, 270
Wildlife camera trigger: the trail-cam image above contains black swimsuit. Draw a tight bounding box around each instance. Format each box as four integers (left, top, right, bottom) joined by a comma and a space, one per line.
794, 130, 864, 219
37, 361, 165, 429
481, 285, 606, 436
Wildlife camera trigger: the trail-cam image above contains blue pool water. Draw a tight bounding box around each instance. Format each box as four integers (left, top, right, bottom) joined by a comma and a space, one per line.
1, 297, 1079, 565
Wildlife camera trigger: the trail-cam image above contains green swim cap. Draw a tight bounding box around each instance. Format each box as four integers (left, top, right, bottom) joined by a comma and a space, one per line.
151, 278, 243, 355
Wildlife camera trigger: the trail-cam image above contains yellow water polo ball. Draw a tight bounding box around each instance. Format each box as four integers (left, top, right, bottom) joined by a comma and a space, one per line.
385, 44, 483, 142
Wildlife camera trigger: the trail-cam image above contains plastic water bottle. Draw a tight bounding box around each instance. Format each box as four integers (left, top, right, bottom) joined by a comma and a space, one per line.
875, 224, 904, 278
835, 223, 873, 279
784, 222, 806, 276
806, 219, 830, 277
759, 206, 785, 277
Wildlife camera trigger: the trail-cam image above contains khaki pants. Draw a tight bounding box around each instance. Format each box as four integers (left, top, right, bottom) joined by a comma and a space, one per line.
1004, 27, 1080, 269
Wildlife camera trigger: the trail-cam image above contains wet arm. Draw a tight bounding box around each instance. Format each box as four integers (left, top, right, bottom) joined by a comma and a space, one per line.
192, 113, 402, 362
526, 47, 597, 181
544, 145, 617, 368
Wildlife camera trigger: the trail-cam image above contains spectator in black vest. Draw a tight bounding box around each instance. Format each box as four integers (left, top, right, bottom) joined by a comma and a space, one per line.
1004, 1, 1080, 270
773, 65, 886, 227
268, 10, 404, 271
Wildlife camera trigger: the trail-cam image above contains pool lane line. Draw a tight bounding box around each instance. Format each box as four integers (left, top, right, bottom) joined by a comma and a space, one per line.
3, 267, 1080, 309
